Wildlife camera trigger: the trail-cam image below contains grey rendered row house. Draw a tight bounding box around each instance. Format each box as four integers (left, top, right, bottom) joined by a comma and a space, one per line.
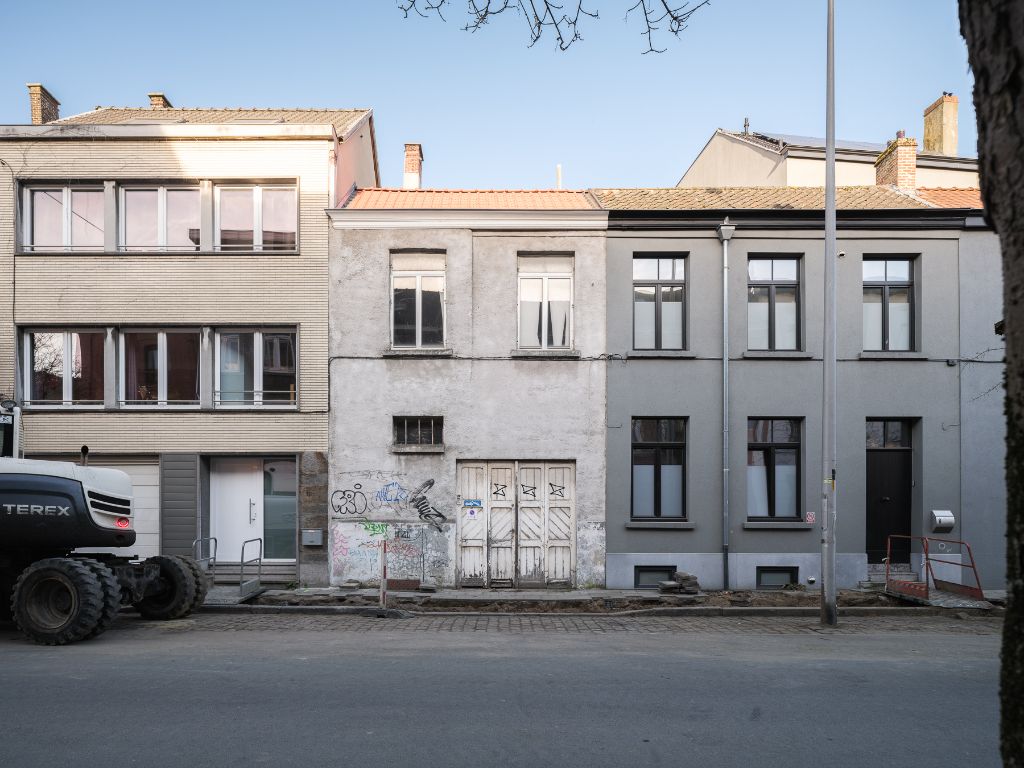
0, 85, 1005, 592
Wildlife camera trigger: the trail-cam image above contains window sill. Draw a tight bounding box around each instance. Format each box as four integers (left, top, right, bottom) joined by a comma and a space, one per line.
857, 351, 928, 361
627, 351, 696, 359
626, 521, 695, 530
383, 348, 454, 358
510, 349, 581, 359
742, 351, 814, 360
392, 444, 445, 454
17, 249, 300, 257
743, 521, 815, 530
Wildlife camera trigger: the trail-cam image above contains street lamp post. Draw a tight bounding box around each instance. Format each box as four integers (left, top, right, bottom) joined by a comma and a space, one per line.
821, 0, 839, 626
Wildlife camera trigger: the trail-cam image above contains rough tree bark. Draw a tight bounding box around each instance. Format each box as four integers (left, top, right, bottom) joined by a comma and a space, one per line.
959, 2, 1024, 766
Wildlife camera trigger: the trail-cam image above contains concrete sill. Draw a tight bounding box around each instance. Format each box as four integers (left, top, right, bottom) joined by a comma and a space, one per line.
510, 349, 581, 360
392, 444, 445, 454
382, 348, 454, 358
742, 351, 815, 360
743, 521, 815, 530
17, 250, 301, 257
857, 352, 928, 361
626, 351, 697, 359
626, 521, 695, 530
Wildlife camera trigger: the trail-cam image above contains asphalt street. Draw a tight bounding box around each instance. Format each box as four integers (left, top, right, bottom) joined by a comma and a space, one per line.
0, 613, 1002, 768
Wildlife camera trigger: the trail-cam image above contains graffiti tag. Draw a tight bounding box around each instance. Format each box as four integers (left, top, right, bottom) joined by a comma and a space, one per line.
331, 483, 368, 516
409, 479, 448, 531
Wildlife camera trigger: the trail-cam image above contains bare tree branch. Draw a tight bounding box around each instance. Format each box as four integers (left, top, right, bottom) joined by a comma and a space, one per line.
398, 0, 709, 53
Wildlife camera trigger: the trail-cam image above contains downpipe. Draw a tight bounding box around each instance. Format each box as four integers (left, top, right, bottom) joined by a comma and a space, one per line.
717, 218, 736, 591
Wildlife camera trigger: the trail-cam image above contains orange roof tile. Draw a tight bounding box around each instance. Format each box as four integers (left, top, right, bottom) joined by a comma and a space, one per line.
915, 187, 984, 209
593, 186, 930, 211
344, 188, 599, 210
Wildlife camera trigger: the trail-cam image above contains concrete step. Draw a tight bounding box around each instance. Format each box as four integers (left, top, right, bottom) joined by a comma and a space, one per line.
867, 571, 919, 583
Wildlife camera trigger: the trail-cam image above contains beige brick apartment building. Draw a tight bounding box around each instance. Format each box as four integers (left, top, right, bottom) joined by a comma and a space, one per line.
0, 85, 378, 585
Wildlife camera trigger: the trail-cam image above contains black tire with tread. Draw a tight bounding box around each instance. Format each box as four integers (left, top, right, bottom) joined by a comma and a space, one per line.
177, 555, 209, 614
11, 558, 105, 645
72, 557, 121, 638
134, 555, 196, 620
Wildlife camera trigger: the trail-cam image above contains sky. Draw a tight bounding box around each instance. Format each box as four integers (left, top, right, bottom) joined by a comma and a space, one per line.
0, 0, 975, 190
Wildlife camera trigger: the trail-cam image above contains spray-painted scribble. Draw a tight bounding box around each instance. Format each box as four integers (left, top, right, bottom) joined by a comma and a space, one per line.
361, 521, 390, 536
549, 483, 565, 498
374, 481, 408, 504
492, 483, 507, 499
409, 479, 447, 531
331, 484, 368, 516
339, 469, 404, 482
521, 484, 537, 498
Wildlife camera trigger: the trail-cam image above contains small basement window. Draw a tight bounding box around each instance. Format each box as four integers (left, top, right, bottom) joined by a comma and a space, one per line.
756, 566, 798, 590
634, 566, 675, 590
394, 416, 443, 447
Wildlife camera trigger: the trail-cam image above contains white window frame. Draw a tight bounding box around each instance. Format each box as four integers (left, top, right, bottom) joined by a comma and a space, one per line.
214, 328, 298, 409
118, 186, 201, 251
390, 270, 447, 349
118, 328, 202, 409
21, 330, 106, 409
213, 185, 298, 252
22, 185, 105, 252
517, 272, 574, 350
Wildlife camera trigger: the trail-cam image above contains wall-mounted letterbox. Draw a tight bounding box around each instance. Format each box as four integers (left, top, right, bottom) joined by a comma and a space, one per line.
930, 510, 955, 534
301, 528, 325, 547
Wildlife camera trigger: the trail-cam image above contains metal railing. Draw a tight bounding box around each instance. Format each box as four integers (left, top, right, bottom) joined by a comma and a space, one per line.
191, 536, 218, 574
239, 538, 263, 599
885, 535, 985, 602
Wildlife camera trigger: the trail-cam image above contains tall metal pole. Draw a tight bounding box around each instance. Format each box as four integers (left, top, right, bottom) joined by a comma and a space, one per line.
820, 0, 839, 626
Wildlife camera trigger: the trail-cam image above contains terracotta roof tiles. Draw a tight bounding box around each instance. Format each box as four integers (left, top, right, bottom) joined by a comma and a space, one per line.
344, 188, 600, 210
592, 186, 932, 211
915, 187, 984, 209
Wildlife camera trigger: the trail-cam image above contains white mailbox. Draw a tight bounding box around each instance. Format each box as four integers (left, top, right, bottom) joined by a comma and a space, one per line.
931, 510, 955, 533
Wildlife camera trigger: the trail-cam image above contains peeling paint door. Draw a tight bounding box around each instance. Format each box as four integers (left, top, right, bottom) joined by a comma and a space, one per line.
456, 461, 575, 588
456, 463, 488, 586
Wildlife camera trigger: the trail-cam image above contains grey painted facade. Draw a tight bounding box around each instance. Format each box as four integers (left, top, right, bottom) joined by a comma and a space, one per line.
605, 214, 1005, 590
327, 219, 608, 588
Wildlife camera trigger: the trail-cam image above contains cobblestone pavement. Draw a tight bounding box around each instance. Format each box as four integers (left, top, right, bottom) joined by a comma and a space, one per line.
109, 611, 1003, 635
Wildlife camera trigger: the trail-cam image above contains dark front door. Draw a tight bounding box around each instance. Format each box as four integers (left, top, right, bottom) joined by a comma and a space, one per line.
866, 449, 913, 564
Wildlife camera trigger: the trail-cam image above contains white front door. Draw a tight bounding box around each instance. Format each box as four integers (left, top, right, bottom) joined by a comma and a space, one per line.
211, 457, 264, 565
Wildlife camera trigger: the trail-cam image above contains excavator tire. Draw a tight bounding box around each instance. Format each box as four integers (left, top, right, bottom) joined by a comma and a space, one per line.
11, 558, 105, 645
133, 555, 196, 620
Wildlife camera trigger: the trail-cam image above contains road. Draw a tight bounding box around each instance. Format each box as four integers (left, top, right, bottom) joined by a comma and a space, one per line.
0, 613, 1002, 768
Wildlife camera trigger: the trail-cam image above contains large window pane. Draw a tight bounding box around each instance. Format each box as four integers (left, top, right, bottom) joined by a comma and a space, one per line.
772, 259, 798, 281
166, 189, 201, 250
632, 448, 656, 517
774, 286, 798, 350
547, 278, 571, 348
420, 276, 445, 347
70, 190, 104, 249
774, 449, 799, 517
659, 448, 684, 518
519, 278, 543, 348
31, 333, 63, 402
748, 260, 772, 281
746, 449, 770, 517
166, 333, 200, 404
886, 260, 911, 281
888, 287, 912, 351
70, 332, 104, 403
219, 189, 254, 249
863, 287, 884, 350
263, 459, 297, 560
747, 286, 770, 350
31, 190, 63, 249
123, 332, 159, 403
262, 333, 296, 402
124, 190, 158, 250
261, 189, 296, 250
219, 332, 254, 402
393, 276, 417, 346
633, 286, 656, 349
863, 260, 886, 282
633, 259, 657, 280
661, 285, 684, 350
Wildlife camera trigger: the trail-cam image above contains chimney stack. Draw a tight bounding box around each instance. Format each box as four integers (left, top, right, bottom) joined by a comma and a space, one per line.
923, 92, 958, 156
148, 92, 173, 109
403, 143, 423, 190
875, 130, 917, 190
26, 83, 60, 125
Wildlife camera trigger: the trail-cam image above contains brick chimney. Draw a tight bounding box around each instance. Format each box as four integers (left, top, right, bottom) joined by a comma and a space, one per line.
26, 83, 60, 125
403, 143, 423, 190
923, 92, 958, 156
875, 130, 917, 190
148, 92, 173, 109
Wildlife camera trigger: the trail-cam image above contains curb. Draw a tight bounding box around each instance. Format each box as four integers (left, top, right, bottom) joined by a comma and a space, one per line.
197, 603, 997, 618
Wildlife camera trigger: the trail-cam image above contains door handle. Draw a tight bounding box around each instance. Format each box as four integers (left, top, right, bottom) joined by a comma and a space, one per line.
249, 497, 256, 524
881, 496, 891, 502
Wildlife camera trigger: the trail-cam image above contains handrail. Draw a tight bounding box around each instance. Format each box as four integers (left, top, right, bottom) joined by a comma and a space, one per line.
239, 538, 263, 599
191, 536, 218, 574
885, 535, 985, 601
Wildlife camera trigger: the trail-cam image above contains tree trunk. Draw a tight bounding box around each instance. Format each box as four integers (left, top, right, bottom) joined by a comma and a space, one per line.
959, 2, 1024, 765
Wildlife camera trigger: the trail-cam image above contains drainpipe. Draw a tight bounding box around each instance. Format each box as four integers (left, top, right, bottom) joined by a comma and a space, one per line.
717, 218, 736, 590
